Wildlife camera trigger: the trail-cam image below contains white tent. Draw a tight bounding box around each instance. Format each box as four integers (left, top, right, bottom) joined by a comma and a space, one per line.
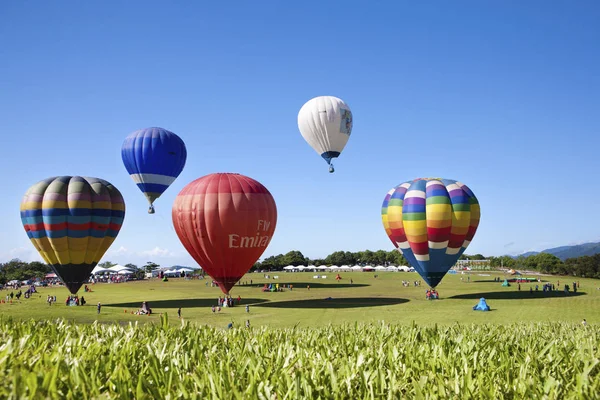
386, 266, 398, 272
329, 265, 340, 270
397, 265, 412, 272
91, 266, 112, 274
108, 265, 134, 273
340, 265, 352, 271
117, 269, 134, 275
163, 270, 179, 276
351, 265, 362, 271
374, 266, 386, 271
296, 266, 306, 271
283, 265, 294, 270
176, 267, 194, 273
317, 265, 328, 270
307, 265, 316, 269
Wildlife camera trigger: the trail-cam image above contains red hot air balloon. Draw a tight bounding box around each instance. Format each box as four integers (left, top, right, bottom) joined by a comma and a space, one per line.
172, 173, 277, 294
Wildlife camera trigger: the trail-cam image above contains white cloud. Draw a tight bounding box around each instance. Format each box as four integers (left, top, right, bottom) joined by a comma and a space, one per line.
3, 247, 44, 263
138, 247, 176, 258
107, 246, 130, 256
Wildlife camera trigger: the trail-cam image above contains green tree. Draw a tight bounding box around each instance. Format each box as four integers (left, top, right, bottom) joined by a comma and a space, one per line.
98, 261, 116, 269
282, 251, 307, 266
144, 262, 160, 273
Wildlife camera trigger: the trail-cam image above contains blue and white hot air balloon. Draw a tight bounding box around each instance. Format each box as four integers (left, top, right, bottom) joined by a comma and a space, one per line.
121, 127, 187, 214
297, 96, 353, 173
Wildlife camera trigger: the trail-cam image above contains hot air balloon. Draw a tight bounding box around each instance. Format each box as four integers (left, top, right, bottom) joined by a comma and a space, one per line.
298, 96, 353, 173
381, 178, 480, 288
172, 173, 277, 295
121, 127, 187, 214
20, 176, 125, 294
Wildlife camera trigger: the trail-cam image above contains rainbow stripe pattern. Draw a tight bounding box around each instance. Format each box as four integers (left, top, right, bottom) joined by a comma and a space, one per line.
381, 178, 480, 288
20, 176, 125, 293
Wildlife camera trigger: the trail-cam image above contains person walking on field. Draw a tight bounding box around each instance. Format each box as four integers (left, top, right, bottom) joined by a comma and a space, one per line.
97, 302, 101, 314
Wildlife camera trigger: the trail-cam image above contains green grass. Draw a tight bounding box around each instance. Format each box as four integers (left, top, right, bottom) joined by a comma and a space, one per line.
1, 271, 598, 328
0, 317, 598, 399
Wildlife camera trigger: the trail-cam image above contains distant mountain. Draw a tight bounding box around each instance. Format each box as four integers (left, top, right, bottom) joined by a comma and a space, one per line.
512, 242, 600, 261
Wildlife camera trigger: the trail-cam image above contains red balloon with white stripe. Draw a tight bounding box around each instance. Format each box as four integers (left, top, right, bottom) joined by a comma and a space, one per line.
172, 173, 277, 294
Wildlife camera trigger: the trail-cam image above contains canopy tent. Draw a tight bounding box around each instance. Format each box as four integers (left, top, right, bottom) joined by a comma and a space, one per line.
374, 266, 386, 271
283, 266, 295, 270
339, 265, 352, 271
171, 265, 201, 270
362, 265, 374, 271
45, 273, 57, 279
473, 297, 491, 311
108, 265, 133, 273
176, 267, 194, 273
117, 269, 134, 275
386, 266, 398, 272
91, 266, 113, 275
317, 265, 329, 270
163, 270, 180, 276
307, 265, 316, 269
351, 265, 362, 271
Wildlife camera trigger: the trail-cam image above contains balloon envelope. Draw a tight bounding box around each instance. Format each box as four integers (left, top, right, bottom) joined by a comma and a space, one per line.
121, 127, 187, 213
172, 173, 277, 294
381, 178, 480, 288
20, 176, 125, 294
297, 96, 353, 171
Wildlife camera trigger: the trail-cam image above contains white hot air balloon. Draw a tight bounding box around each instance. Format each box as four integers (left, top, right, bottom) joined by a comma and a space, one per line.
297, 96, 353, 173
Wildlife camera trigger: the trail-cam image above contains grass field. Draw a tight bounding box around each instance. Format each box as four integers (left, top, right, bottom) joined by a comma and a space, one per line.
1, 271, 598, 328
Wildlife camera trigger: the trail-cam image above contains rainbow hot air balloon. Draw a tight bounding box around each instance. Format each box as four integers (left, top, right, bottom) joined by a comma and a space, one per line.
381, 178, 480, 288
20, 176, 125, 294
298, 96, 353, 173
121, 127, 187, 214
172, 173, 277, 295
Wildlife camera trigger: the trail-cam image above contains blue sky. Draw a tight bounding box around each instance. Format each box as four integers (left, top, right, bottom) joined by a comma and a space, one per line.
1, 1, 599, 267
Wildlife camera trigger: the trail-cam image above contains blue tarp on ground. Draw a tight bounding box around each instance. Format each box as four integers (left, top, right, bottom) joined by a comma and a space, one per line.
473, 297, 491, 311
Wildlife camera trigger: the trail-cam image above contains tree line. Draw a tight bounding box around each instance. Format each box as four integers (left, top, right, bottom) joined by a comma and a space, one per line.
1, 250, 599, 284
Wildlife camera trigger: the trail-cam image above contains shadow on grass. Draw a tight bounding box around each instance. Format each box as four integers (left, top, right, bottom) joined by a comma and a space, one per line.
105, 298, 269, 309
273, 282, 370, 289
254, 297, 408, 309
472, 279, 549, 283
449, 291, 586, 300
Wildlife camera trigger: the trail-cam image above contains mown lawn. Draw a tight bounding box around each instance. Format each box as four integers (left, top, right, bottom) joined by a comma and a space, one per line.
1, 271, 598, 328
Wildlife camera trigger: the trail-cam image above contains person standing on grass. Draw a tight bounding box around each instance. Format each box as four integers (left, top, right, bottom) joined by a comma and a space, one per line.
97, 302, 101, 314
177, 308, 181, 318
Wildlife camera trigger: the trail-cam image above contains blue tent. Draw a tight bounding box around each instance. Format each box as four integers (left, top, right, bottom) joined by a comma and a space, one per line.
473, 297, 491, 311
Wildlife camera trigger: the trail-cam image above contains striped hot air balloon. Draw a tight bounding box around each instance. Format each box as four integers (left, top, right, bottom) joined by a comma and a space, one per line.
381, 178, 480, 288
20, 176, 125, 294
121, 127, 187, 214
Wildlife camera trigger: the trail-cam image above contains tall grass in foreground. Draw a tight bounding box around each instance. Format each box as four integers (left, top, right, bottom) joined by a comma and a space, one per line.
0, 316, 598, 399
